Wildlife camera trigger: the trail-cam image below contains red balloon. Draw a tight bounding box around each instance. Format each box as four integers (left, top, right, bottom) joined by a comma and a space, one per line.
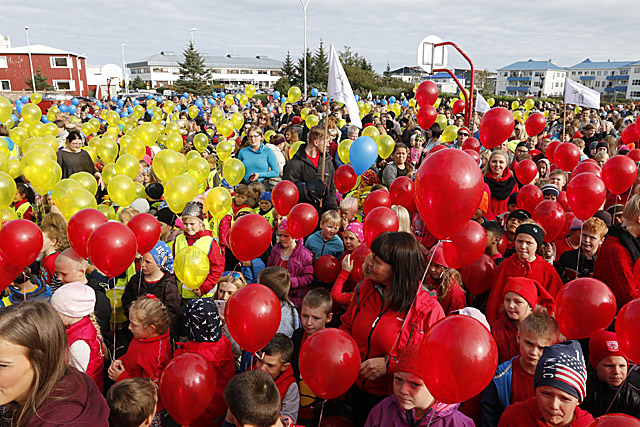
532, 200, 565, 242
628, 149, 640, 162
67, 209, 108, 260
426, 144, 447, 158
560, 211, 576, 238
588, 414, 640, 427
461, 137, 481, 152
127, 213, 161, 254
0, 219, 44, 268
160, 353, 217, 426
497, 236, 507, 255
554, 143, 580, 172
228, 214, 272, 261
464, 149, 481, 165
545, 140, 561, 164
416, 105, 437, 129
315, 255, 341, 283
452, 99, 465, 115
334, 165, 358, 194
633, 258, 640, 293
479, 107, 515, 149
389, 176, 415, 211
415, 149, 484, 239
517, 184, 543, 214
415, 81, 439, 107
0, 252, 22, 293
514, 159, 538, 185
557, 190, 570, 212
602, 155, 638, 195
299, 328, 360, 399
571, 161, 601, 179
363, 207, 399, 247
621, 123, 639, 145
525, 112, 546, 137
225, 284, 281, 353
319, 416, 353, 427
566, 172, 606, 220
363, 189, 391, 216
287, 203, 318, 239
87, 222, 137, 278
442, 220, 487, 269
555, 278, 617, 339
272, 180, 299, 216
350, 243, 371, 285
420, 315, 498, 403
460, 254, 497, 295
617, 299, 640, 364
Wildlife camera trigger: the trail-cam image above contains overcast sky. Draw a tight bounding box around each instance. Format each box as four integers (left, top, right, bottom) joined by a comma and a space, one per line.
4, 0, 638, 74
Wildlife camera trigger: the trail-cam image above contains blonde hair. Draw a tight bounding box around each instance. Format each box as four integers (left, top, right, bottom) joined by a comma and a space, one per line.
520, 311, 560, 342
41, 213, 69, 251
215, 272, 247, 300
339, 196, 358, 213
437, 268, 465, 301
482, 150, 509, 176
391, 205, 411, 233
129, 297, 170, 335
118, 207, 139, 225
623, 194, 640, 221
320, 210, 341, 227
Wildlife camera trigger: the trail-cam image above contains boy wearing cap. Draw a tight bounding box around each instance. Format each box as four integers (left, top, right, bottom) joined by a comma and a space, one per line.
502, 209, 530, 259
255, 192, 275, 227
498, 340, 593, 426
145, 183, 164, 216
154, 207, 181, 244
541, 184, 559, 202
580, 331, 640, 418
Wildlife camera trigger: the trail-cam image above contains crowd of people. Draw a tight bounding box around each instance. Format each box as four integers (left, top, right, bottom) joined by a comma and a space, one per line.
0, 85, 638, 427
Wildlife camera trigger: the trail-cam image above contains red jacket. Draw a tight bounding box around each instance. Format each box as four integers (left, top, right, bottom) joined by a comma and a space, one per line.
174, 337, 236, 427
183, 230, 226, 294
593, 235, 639, 312
485, 170, 518, 218
331, 269, 355, 307
275, 365, 297, 407
425, 276, 467, 315
340, 278, 445, 395
498, 396, 593, 426
491, 313, 519, 364
486, 254, 562, 324
66, 316, 105, 392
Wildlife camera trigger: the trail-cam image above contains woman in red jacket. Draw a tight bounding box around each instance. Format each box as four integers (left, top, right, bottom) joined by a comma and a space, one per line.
340, 232, 445, 426
484, 150, 518, 218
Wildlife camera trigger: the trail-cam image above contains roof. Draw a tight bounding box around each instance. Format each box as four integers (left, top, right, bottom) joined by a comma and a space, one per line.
128, 51, 281, 69
424, 72, 464, 80
567, 58, 638, 70
497, 59, 564, 71
0, 44, 86, 58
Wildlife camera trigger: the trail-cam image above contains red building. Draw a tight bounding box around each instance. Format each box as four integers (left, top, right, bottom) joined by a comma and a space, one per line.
0, 44, 88, 96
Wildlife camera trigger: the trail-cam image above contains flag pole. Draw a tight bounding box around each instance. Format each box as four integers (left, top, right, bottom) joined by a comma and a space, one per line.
320, 103, 328, 208
562, 102, 567, 142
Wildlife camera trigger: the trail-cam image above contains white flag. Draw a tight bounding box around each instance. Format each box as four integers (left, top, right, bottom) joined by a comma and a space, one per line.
564, 77, 600, 109
328, 44, 362, 128
475, 91, 491, 114
367, 90, 372, 100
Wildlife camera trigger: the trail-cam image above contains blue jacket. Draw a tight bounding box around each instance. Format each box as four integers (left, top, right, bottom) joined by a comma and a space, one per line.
304, 231, 344, 260
238, 143, 280, 183
0, 278, 52, 308
480, 357, 515, 427
240, 258, 265, 283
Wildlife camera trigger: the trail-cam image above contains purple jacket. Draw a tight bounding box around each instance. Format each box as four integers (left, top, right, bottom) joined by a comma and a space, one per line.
365, 395, 475, 427
267, 240, 314, 307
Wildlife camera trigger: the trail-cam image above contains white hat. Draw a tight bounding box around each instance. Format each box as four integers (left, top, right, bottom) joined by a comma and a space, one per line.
130, 198, 150, 214
51, 282, 96, 318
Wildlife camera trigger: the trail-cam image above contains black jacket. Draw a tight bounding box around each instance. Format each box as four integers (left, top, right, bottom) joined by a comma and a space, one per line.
122, 272, 181, 332
581, 372, 640, 419
86, 277, 111, 346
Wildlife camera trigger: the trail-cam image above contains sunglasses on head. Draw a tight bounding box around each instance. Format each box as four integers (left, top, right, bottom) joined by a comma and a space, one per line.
223, 271, 242, 279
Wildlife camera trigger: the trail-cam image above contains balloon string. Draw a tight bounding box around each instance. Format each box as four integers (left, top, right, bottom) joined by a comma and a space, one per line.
316, 399, 326, 427
604, 366, 632, 415
426, 400, 438, 426
575, 223, 583, 275
420, 240, 444, 286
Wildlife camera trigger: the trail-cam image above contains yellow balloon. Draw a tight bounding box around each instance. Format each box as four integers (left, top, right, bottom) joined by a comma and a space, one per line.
245, 84, 256, 98
153, 149, 187, 182
222, 159, 245, 186
21, 104, 42, 125
300, 108, 310, 120
217, 140, 235, 162
511, 101, 520, 111
217, 119, 234, 138
30, 122, 45, 138
9, 127, 28, 146
165, 122, 180, 135
513, 110, 523, 121
377, 135, 395, 159
544, 111, 550, 118
0, 172, 17, 209
83, 146, 97, 162
34, 161, 61, 195
127, 138, 146, 161
30, 93, 42, 104
305, 114, 319, 129
163, 100, 175, 114
46, 112, 56, 122
106, 111, 120, 128
224, 94, 235, 106
89, 118, 101, 133
574, 107, 581, 115
39, 137, 59, 155
165, 133, 182, 152
21, 150, 54, 186
288, 86, 301, 103
115, 153, 140, 180
43, 122, 58, 137
165, 175, 198, 213
289, 141, 303, 158
193, 133, 209, 153
97, 203, 117, 221
108, 175, 137, 207
0, 141, 9, 161
102, 163, 117, 185
174, 246, 210, 289
441, 125, 459, 142
188, 106, 199, 119
186, 150, 201, 162
239, 94, 249, 106
363, 103, 372, 114
3, 118, 14, 129
188, 157, 210, 184
408, 99, 417, 107
524, 99, 535, 110
211, 108, 223, 122
0, 96, 12, 122
0, 208, 18, 227
206, 187, 232, 220
138, 122, 159, 146
362, 126, 380, 139
151, 114, 162, 125
7, 158, 21, 179
70, 171, 98, 196
230, 112, 244, 130
264, 130, 275, 144
133, 105, 145, 119
337, 119, 347, 129
434, 98, 442, 108
59, 188, 97, 221
147, 99, 157, 109
435, 114, 447, 129
338, 139, 353, 164
97, 137, 118, 163
52, 179, 80, 206
134, 182, 146, 200
487, 98, 495, 107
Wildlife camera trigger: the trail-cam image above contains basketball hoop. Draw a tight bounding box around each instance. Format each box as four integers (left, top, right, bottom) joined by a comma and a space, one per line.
416, 35, 448, 74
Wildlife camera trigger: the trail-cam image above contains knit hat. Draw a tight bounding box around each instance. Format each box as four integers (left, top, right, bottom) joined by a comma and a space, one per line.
361, 169, 380, 186
155, 207, 177, 227
589, 141, 598, 153
507, 193, 518, 207
145, 183, 164, 200
51, 282, 96, 318
291, 116, 302, 125
130, 198, 150, 214
503, 277, 555, 314
541, 184, 559, 198
596, 142, 608, 152
508, 209, 531, 222
534, 340, 587, 403
182, 201, 204, 220
345, 222, 364, 243
515, 223, 544, 248
391, 344, 423, 379
148, 241, 174, 274
259, 192, 272, 203
570, 217, 583, 230
589, 331, 628, 369
428, 244, 448, 268
594, 210, 612, 228
278, 218, 289, 231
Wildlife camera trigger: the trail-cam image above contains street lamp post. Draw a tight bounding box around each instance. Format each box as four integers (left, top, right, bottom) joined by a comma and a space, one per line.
190, 28, 197, 44
299, 0, 311, 100
25, 26, 36, 92
121, 43, 127, 93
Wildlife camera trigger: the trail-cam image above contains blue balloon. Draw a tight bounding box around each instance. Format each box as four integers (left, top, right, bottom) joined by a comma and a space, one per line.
350, 136, 378, 175
96, 101, 103, 108
311, 88, 318, 97
41, 117, 49, 123
280, 96, 286, 103
59, 104, 68, 113
15, 103, 23, 114
220, 92, 226, 98
10, 114, 17, 122
181, 96, 187, 100
133, 99, 140, 106
72, 98, 79, 106
273, 90, 281, 99
120, 111, 129, 118
147, 94, 153, 100
402, 100, 409, 107
87, 114, 93, 119
195, 98, 203, 107
322, 96, 327, 103
128, 106, 134, 114
354, 94, 359, 102
211, 92, 218, 98
245, 102, 251, 109
389, 96, 396, 104
20, 96, 29, 104
111, 96, 118, 102
68, 105, 77, 114
208, 98, 215, 105
115, 108, 121, 113
117, 100, 124, 107
183, 92, 188, 98
381, 100, 388, 106
156, 97, 162, 103
147, 108, 154, 115
174, 104, 182, 111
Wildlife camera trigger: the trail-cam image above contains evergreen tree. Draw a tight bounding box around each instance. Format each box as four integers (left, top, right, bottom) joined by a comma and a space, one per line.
174, 42, 212, 96
132, 76, 146, 90
383, 62, 392, 80
310, 40, 329, 89
25, 68, 53, 91
281, 51, 296, 83
293, 49, 312, 88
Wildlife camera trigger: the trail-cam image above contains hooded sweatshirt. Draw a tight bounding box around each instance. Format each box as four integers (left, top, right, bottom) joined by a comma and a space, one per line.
498, 395, 593, 427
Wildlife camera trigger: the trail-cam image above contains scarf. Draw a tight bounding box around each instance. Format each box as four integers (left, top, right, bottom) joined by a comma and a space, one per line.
484, 169, 517, 201
608, 223, 640, 262
185, 299, 222, 342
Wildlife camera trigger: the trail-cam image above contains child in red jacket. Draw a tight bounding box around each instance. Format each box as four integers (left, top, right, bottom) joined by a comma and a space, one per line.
424, 245, 467, 315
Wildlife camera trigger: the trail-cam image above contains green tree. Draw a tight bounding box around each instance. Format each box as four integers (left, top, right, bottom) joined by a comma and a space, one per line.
383, 62, 392, 81
338, 46, 377, 93
293, 48, 312, 88
310, 40, 329, 90
174, 41, 212, 95
273, 77, 291, 95
25, 68, 53, 91
132, 76, 146, 90
280, 50, 296, 83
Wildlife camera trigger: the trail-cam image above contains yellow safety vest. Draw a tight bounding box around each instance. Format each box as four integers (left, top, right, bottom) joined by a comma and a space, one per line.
207, 169, 220, 190
208, 207, 235, 241
173, 234, 216, 299
115, 263, 137, 290
253, 207, 275, 228
16, 202, 32, 219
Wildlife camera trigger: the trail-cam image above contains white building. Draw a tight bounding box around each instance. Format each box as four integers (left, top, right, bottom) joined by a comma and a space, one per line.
86, 64, 122, 99
566, 58, 640, 100
495, 59, 566, 97
389, 66, 430, 84
0, 35, 10, 49
127, 51, 282, 90
423, 72, 466, 94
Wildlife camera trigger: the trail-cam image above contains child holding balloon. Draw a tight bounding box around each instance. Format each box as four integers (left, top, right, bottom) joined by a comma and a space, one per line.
424, 245, 467, 316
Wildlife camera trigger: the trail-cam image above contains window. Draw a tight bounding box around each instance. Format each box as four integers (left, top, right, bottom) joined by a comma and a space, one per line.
595, 81, 601, 87
591, 71, 596, 75
597, 71, 602, 76
240, 70, 252, 74
0, 80, 10, 90
572, 71, 576, 76
577, 71, 583, 75
634, 68, 640, 74
53, 80, 75, 91
228, 69, 239, 74
502, 72, 508, 77
50, 57, 70, 68
630, 91, 640, 97
621, 69, 629, 75
0, 57, 6, 68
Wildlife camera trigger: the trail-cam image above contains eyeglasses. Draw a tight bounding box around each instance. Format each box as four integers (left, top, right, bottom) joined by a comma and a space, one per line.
249, 134, 262, 139
458, 133, 469, 137
223, 271, 242, 279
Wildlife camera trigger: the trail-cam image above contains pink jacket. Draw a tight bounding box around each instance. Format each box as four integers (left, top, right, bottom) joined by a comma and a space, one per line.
267, 241, 314, 307
365, 395, 475, 426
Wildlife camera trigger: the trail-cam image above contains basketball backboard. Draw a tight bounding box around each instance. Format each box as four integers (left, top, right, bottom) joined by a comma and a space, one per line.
416, 35, 448, 74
